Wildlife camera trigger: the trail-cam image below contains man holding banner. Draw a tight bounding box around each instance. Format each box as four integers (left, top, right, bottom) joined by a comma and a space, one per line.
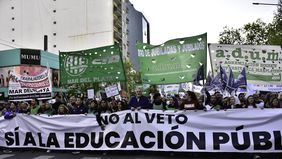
129, 87, 151, 110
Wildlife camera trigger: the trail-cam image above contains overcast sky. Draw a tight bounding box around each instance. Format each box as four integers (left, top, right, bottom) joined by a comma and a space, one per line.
130, 0, 279, 45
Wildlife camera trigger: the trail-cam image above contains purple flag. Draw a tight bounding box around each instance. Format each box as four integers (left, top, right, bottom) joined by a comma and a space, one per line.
226, 67, 236, 94
234, 67, 247, 88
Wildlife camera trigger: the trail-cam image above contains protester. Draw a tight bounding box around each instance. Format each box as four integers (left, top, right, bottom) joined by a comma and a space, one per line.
29, 99, 40, 114
166, 95, 179, 110
70, 97, 87, 114
95, 99, 111, 130
253, 93, 264, 109
245, 95, 258, 108
88, 100, 99, 114
152, 92, 167, 110
268, 97, 281, 108
229, 96, 243, 109
37, 102, 47, 114
206, 94, 222, 110
99, 99, 111, 114
128, 87, 152, 110
197, 95, 207, 111
18, 102, 30, 114
109, 100, 120, 112
117, 100, 128, 111
180, 91, 201, 110
222, 97, 231, 110
44, 103, 55, 115
52, 94, 64, 114
57, 104, 69, 115
237, 93, 246, 108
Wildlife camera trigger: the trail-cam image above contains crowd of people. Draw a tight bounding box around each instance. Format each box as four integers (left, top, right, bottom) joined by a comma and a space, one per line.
1, 88, 281, 121
0, 88, 281, 154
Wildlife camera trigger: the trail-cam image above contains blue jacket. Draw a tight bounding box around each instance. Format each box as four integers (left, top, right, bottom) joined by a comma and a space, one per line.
71, 105, 87, 114
128, 95, 152, 109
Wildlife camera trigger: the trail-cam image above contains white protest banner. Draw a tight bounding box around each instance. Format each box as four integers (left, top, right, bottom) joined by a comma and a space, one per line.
209, 44, 282, 85
180, 83, 189, 91
105, 85, 119, 97
1, 109, 282, 153
163, 84, 180, 95
249, 84, 282, 92
87, 89, 95, 99
8, 66, 52, 101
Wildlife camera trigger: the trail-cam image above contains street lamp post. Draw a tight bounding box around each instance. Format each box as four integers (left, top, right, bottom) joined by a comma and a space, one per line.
252, 2, 279, 6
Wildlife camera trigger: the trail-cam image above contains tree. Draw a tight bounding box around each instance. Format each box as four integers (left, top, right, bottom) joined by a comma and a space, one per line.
268, 0, 282, 45
219, 19, 268, 45
219, 1, 282, 45
219, 26, 244, 45
243, 19, 268, 45
124, 59, 141, 95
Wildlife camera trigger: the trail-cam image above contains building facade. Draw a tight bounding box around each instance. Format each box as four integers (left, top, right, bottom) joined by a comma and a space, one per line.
0, 0, 150, 70
122, 0, 150, 70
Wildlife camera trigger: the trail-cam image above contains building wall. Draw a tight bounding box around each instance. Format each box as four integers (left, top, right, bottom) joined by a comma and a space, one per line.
0, 0, 150, 71
122, 1, 150, 71
0, 49, 21, 67
0, 0, 114, 53
0, 49, 59, 69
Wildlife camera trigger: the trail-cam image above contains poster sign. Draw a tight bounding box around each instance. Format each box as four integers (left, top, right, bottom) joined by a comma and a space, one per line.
105, 85, 119, 97
87, 89, 95, 99
1, 109, 282, 152
20, 49, 41, 65
8, 66, 52, 101
59, 45, 126, 85
209, 44, 282, 85
163, 84, 180, 94
137, 33, 207, 84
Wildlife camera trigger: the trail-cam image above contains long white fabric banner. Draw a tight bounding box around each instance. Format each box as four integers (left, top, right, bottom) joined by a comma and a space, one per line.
0, 109, 282, 152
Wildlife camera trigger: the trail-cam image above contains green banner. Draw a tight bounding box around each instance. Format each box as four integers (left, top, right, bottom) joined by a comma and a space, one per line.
137, 33, 207, 84
59, 45, 126, 85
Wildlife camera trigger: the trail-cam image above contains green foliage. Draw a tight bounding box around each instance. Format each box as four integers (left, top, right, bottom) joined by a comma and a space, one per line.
268, 0, 282, 45
243, 19, 269, 45
219, 1, 282, 45
124, 59, 141, 95
219, 19, 269, 45
219, 27, 244, 45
